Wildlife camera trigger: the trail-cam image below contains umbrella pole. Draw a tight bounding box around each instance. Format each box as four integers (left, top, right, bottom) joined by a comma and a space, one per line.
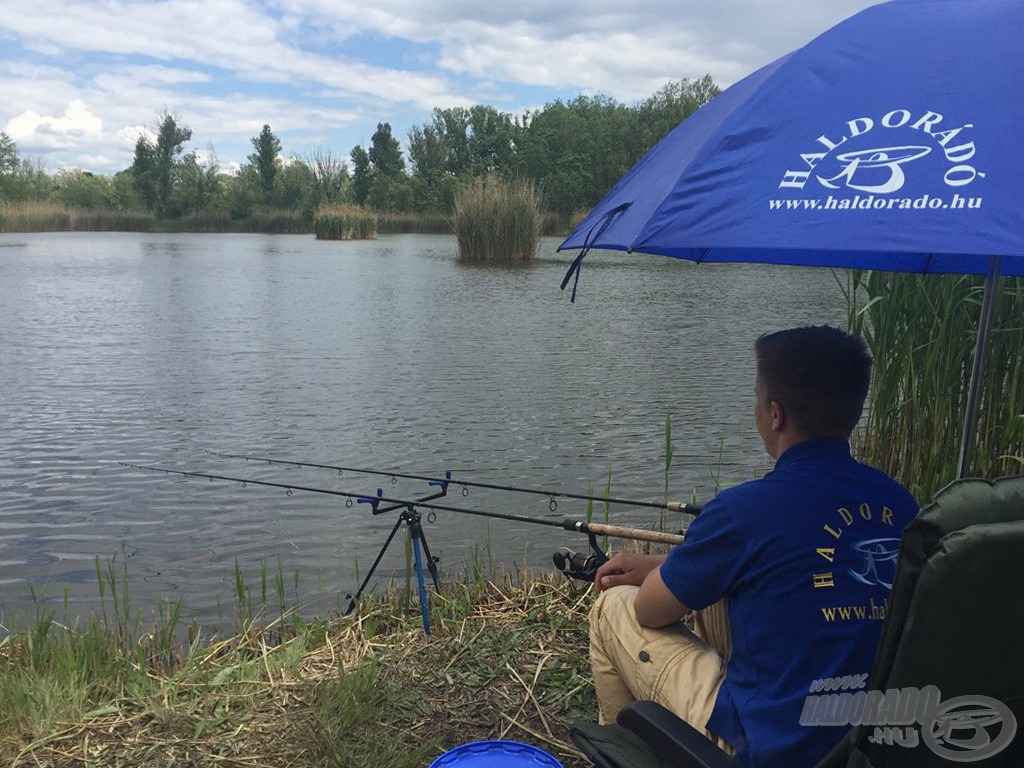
957, 256, 1002, 479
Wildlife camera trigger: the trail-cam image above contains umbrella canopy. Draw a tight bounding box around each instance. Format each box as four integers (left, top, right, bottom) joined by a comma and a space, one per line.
558, 0, 1024, 479
560, 0, 1022, 273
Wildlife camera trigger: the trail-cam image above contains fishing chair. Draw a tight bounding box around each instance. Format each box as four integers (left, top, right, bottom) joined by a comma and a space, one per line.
570, 475, 1024, 768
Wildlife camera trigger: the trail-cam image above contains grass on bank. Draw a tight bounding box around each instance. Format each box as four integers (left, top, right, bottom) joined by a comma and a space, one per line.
1, 565, 598, 768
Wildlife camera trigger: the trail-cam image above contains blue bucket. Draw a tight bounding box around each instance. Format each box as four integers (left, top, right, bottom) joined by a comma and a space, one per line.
429, 740, 564, 767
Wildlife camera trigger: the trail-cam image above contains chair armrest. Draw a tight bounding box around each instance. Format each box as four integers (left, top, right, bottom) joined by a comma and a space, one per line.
617, 701, 738, 768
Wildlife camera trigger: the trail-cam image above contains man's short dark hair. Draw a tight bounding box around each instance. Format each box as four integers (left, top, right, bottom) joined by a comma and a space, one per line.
754, 325, 872, 439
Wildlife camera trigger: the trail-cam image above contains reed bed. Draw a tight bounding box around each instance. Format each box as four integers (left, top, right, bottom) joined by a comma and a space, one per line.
231, 208, 309, 235
377, 212, 452, 235
846, 270, 1024, 500
0, 203, 312, 235
0, 201, 566, 238
314, 204, 378, 240
68, 208, 156, 232
452, 178, 541, 262
0, 202, 75, 232
1, 557, 597, 768
0, 201, 158, 232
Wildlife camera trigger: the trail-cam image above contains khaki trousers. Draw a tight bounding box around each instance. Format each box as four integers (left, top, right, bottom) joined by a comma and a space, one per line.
589, 585, 733, 749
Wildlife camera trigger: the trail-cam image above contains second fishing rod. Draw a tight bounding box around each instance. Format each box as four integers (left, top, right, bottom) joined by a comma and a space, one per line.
205, 449, 702, 516
123, 462, 687, 546
123, 462, 688, 633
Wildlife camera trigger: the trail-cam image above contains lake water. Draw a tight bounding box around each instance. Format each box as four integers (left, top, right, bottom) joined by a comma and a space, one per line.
0, 232, 846, 629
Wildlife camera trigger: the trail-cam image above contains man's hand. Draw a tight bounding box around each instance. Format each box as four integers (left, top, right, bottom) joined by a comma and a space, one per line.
594, 551, 667, 593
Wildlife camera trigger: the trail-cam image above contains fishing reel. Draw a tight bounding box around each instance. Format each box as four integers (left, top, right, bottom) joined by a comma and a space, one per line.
552, 532, 609, 583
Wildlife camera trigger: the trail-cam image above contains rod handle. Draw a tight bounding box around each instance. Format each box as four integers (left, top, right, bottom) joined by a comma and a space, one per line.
561, 519, 684, 546
666, 501, 702, 515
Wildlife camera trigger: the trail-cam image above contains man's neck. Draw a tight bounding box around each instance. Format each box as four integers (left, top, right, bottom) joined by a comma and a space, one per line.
770, 431, 811, 460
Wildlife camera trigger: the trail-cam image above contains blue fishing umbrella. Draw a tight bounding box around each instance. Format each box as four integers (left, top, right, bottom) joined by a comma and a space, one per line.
558, 0, 1023, 478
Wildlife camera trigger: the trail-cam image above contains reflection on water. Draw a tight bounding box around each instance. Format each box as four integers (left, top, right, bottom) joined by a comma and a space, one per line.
0, 232, 845, 626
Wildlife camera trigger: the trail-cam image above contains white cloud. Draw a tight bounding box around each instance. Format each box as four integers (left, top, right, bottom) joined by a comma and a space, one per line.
6, 100, 104, 142
0, 0, 887, 173
118, 125, 154, 147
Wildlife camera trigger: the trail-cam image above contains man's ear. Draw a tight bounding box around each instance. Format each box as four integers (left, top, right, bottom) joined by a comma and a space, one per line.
770, 399, 786, 432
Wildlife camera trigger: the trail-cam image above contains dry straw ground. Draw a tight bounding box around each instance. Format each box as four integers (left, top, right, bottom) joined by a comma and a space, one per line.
3, 572, 599, 768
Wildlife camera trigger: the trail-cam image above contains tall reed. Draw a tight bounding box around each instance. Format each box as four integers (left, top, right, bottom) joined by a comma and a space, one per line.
845, 270, 1024, 500
313, 204, 377, 240
0, 202, 74, 232
452, 177, 541, 262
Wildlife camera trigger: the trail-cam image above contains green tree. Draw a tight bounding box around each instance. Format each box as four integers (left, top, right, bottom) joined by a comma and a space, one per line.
109, 169, 143, 210
174, 148, 221, 215
638, 76, 720, 148
366, 174, 412, 212
0, 131, 18, 176
407, 119, 453, 212
368, 122, 405, 178
433, 108, 470, 175
274, 157, 318, 214
53, 169, 113, 208
0, 132, 21, 201
407, 106, 517, 212
131, 112, 193, 217
516, 95, 644, 214
226, 165, 259, 219
350, 145, 371, 206
0, 135, 50, 202
248, 124, 281, 197
131, 135, 158, 211
465, 105, 516, 176
509, 78, 718, 214
306, 149, 349, 208
5, 157, 52, 202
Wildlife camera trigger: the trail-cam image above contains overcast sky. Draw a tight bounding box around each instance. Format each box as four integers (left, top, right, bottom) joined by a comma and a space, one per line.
0, 0, 883, 176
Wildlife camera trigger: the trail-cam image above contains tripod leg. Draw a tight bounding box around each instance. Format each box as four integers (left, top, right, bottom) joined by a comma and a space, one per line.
417, 524, 442, 591
343, 515, 405, 616
411, 530, 431, 635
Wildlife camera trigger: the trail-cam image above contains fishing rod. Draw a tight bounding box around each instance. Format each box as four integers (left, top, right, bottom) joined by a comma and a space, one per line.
121, 463, 686, 546
203, 449, 702, 515
123, 461, 686, 633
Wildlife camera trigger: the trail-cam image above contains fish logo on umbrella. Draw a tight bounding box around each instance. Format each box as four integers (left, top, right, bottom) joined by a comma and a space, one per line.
818, 145, 932, 194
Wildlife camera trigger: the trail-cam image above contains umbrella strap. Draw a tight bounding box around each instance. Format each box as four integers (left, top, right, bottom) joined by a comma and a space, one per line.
560, 202, 631, 302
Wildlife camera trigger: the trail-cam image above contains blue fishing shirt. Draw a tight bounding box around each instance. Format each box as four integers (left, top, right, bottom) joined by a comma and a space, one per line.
660, 438, 918, 767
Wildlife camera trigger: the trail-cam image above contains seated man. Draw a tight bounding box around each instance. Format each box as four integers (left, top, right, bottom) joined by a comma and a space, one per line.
590, 325, 919, 767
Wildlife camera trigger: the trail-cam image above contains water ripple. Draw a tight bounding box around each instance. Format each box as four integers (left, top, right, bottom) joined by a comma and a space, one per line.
0, 232, 845, 626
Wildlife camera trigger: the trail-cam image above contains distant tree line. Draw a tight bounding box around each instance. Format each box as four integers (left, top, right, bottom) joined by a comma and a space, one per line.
0, 76, 719, 222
